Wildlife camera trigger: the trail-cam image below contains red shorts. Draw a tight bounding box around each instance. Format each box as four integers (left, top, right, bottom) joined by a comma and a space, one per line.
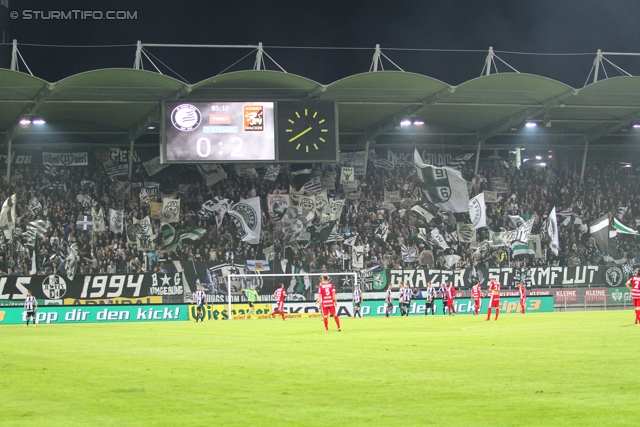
447, 298, 454, 306
633, 299, 640, 308
490, 297, 500, 308
275, 301, 284, 311
520, 298, 526, 305
473, 298, 481, 306
322, 305, 336, 316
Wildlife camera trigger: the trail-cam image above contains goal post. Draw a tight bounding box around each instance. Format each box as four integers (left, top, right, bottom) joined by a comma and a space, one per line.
226, 271, 358, 320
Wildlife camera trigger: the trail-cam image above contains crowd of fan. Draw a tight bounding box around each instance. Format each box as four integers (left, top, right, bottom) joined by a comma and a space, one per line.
0, 156, 638, 277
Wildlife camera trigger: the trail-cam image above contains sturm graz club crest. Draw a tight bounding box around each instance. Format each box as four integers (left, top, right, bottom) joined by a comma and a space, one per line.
605, 266, 624, 287
231, 203, 257, 231
42, 274, 67, 299
171, 104, 202, 132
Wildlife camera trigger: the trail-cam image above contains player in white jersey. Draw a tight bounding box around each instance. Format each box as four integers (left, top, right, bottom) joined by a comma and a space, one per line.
424, 282, 436, 316
24, 290, 37, 327
399, 283, 412, 316
352, 284, 363, 318
385, 284, 394, 317
192, 285, 206, 322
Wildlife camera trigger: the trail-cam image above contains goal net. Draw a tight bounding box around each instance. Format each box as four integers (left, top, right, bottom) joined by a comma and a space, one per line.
226, 271, 358, 320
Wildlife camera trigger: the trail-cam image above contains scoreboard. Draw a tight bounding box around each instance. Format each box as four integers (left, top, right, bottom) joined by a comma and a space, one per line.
161, 100, 338, 163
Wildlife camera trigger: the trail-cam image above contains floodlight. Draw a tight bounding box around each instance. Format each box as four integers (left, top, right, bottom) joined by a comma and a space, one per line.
413, 120, 424, 126
32, 118, 46, 125
19, 118, 31, 125
525, 121, 537, 128
633, 123, 640, 128
535, 155, 542, 160
400, 120, 412, 127
540, 162, 546, 166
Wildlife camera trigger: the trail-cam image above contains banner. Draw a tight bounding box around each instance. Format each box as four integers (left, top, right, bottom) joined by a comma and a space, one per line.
142, 156, 170, 176
352, 245, 364, 269
338, 151, 368, 176
359, 296, 553, 316
483, 191, 498, 203
384, 190, 401, 203
0, 304, 187, 325
42, 152, 88, 166
340, 167, 355, 184
488, 216, 535, 247
108, 209, 124, 234
197, 164, 227, 186
343, 180, 359, 193
490, 177, 508, 193
321, 177, 335, 191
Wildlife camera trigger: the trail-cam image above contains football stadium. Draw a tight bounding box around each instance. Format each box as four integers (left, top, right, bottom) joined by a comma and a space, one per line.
1, 2, 640, 426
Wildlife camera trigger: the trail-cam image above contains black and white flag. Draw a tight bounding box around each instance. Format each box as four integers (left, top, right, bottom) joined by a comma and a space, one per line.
343, 234, 358, 246
162, 197, 181, 223
197, 164, 227, 187
468, 193, 487, 229
228, 197, 261, 245
27, 220, 49, 238
76, 215, 93, 231
410, 202, 439, 223
199, 197, 231, 227
28, 197, 42, 215
143, 156, 170, 177
548, 207, 559, 256
91, 207, 106, 232
340, 167, 355, 184
401, 245, 420, 263
352, 245, 364, 269
139, 188, 151, 205
430, 228, 449, 250
446, 153, 474, 170
109, 209, 124, 234
414, 149, 469, 213
264, 165, 280, 181
44, 163, 59, 177
104, 160, 128, 180
302, 177, 322, 193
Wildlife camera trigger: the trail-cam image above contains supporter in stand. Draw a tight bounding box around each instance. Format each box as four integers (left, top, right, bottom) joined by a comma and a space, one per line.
0, 157, 638, 279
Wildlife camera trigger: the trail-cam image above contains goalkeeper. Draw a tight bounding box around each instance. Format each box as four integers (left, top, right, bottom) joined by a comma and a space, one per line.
242, 285, 261, 319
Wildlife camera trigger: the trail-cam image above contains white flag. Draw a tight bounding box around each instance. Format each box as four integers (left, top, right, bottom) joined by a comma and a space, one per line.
264, 165, 280, 181
468, 193, 486, 229
162, 197, 181, 223
430, 228, 449, 250
143, 156, 170, 176
340, 167, 355, 184
352, 245, 364, 269
414, 149, 469, 213
109, 209, 124, 234
228, 197, 261, 245
548, 207, 559, 256
197, 164, 227, 186
92, 207, 106, 232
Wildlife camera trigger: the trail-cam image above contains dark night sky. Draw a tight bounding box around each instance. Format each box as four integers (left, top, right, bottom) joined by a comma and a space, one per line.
3, 0, 640, 87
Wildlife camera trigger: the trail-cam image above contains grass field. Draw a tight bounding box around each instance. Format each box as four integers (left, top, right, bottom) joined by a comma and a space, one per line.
1, 310, 639, 426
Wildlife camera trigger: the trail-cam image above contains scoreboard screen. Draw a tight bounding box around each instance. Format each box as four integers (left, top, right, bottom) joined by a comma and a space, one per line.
162, 101, 275, 163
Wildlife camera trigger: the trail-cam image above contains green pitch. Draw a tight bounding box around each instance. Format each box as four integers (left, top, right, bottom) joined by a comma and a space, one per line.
1, 311, 639, 426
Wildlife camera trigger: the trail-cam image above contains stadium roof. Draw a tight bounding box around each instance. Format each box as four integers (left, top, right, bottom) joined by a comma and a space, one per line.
2, 67, 640, 151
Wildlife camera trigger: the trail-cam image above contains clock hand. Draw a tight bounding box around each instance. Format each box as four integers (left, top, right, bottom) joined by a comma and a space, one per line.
289, 126, 313, 142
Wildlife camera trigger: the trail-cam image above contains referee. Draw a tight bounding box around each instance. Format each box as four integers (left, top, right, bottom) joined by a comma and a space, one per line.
24, 290, 37, 327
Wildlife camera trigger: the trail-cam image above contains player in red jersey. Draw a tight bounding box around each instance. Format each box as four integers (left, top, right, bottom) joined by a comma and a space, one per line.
517, 282, 527, 314
625, 269, 640, 324
471, 281, 482, 316
486, 277, 501, 321
317, 275, 341, 331
446, 281, 456, 315
270, 283, 287, 320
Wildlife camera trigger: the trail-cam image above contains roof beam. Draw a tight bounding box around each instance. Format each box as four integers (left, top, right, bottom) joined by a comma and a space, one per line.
469, 88, 577, 143
122, 83, 191, 144
352, 86, 455, 146
572, 110, 640, 145
2, 83, 54, 144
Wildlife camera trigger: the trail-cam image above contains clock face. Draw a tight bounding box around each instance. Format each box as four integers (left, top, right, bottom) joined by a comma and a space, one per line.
277, 101, 338, 162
